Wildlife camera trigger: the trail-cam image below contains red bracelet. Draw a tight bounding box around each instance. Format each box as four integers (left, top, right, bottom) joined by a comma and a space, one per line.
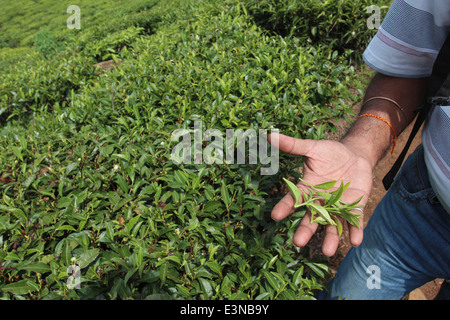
358, 113, 397, 155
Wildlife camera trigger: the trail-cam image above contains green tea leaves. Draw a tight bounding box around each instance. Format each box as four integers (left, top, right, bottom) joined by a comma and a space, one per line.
308, 202, 335, 226
0, 0, 381, 301
283, 178, 363, 234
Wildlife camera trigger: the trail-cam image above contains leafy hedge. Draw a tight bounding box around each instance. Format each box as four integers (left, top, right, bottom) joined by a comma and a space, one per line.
0, 0, 376, 299
245, 0, 391, 64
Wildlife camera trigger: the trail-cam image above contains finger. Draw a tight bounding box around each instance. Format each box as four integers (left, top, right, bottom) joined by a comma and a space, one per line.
349, 212, 364, 247
269, 132, 315, 157
339, 188, 368, 248
271, 178, 314, 221
292, 211, 319, 248
322, 224, 341, 257
271, 190, 297, 221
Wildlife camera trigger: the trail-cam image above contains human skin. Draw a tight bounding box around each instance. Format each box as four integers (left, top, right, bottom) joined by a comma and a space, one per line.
269, 72, 428, 257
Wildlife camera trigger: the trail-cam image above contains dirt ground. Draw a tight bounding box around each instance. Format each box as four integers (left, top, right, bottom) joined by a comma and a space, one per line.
314, 100, 444, 300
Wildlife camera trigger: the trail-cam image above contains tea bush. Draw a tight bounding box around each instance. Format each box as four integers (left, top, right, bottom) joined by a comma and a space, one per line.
0, 0, 161, 49
0, 0, 376, 299
245, 0, 391, 64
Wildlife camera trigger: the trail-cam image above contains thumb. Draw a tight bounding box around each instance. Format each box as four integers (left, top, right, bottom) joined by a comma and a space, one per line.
268, 132, 315, 157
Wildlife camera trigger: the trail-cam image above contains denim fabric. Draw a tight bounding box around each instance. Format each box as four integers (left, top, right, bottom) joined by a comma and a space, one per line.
320, 145, 450, 300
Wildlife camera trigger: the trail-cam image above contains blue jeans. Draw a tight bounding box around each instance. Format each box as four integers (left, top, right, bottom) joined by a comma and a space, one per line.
320, 145, 450, 300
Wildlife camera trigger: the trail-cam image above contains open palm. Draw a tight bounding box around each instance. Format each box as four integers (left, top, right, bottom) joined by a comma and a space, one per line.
269, 133, 373, 257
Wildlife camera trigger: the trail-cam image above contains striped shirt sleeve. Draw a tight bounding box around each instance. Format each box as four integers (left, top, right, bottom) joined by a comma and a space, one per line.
363, 0, 450, 78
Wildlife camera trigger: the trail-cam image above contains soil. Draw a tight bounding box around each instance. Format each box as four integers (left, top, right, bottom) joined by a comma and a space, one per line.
310, 99, 444, 300
93, 59, 123, 73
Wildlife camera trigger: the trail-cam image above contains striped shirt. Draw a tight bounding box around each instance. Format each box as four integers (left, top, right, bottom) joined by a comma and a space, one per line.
363, 0, 450, 213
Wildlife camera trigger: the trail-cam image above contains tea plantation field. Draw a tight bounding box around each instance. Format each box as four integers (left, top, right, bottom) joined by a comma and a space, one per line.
0, 0, 390, 299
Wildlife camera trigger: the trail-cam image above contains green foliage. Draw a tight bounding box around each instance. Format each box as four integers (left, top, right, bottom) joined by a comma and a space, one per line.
0, 0, 376, 300
0, 0, 160, 49
34, 29, 65, 58
244, 0, 392, 64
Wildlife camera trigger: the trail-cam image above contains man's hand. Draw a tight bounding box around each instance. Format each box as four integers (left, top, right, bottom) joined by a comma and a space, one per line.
268, 73, 428, 257
269, 132, 373, 257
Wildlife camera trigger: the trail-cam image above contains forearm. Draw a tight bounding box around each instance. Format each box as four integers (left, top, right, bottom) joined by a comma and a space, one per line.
341, 72, 428, 169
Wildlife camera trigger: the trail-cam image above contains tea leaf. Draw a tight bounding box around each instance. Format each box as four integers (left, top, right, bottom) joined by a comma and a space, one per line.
263, 270, 281, 292
221, 181, 231, 207
308, 202, 335, 226
313, 180, 336, 190
327, 181, 347, 206
333, 216, 343, 235
283, 178, 302, 204
18, 262, 51, 274
1, 280, 39, 295
78, 248, 100, 269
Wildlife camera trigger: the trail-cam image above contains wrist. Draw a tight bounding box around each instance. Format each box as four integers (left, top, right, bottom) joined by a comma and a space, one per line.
340, 136, 379, 170
340, 115, 394, 170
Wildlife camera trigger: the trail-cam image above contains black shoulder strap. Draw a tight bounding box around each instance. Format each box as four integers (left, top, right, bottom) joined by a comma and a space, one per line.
382, 33, 450, 190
